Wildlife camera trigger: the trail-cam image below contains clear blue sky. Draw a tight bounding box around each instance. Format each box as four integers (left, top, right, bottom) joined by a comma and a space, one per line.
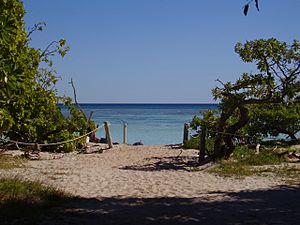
23, 0, 300, 103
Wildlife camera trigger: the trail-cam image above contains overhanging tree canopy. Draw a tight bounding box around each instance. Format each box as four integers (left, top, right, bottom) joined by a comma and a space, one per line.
193, 38, 300, 159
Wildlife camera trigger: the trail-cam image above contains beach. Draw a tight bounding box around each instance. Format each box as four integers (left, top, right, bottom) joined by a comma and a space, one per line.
2, 0, 300, 224
1, 145, 299, 224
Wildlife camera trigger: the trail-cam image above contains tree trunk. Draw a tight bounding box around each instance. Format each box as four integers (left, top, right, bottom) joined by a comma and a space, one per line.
289, 133, 297, 141
199, 126, 206, 163
282, 131, 297, 141
213, 109, 234, 159
224, 105, 249, 158
223, 134, 234, 159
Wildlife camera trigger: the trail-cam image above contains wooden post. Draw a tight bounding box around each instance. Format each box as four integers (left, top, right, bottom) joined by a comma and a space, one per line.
123, 123, 127, 144
183, 123, 189, 145
104, 121, 113, 148
199, 126, 206, 163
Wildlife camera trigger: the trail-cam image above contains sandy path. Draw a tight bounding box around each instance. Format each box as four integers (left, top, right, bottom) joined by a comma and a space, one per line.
0, 145, 286, 198
1, 145, 299, 225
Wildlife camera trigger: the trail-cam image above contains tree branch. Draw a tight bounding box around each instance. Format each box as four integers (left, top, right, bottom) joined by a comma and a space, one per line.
275, 61, 288, 78
215, 78, 226, 86
69, 78, 78, 105
40, 41, 58, 59
26, 22, 46, 39
290, 63, 300, 77
244, 97, 281, 105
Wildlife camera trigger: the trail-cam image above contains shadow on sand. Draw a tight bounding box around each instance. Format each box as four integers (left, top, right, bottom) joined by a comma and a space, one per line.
3, 185, 298, 225
120, 155, 199, 172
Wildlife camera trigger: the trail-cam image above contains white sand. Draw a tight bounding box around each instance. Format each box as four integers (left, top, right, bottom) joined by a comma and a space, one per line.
0, 145, 288, 198
2, 145, 300, 225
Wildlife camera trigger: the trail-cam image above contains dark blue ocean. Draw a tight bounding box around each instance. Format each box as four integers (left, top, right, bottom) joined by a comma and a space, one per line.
76, 104, 218, 145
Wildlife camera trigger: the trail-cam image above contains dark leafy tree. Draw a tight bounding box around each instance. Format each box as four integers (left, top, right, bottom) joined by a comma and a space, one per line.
193, 38, 300, 160
246, 103, 300, 141
0, 0, 93, 151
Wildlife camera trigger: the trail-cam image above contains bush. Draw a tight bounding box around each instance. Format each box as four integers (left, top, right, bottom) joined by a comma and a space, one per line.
232, 145, 282, 166
184, 135, 214, 156
0, 0, 94, 152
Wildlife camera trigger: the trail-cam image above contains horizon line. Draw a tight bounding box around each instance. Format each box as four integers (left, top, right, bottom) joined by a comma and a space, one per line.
67, 102, 218, 104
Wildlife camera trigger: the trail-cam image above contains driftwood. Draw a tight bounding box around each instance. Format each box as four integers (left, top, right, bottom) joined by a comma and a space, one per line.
23, 143, 41, 160
277, 151, 300, 163
272, 146, 300, 163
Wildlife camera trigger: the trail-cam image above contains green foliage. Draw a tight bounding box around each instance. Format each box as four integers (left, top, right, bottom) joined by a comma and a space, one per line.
209, 145, 283, 177
214, 38, 300, 106
187, 110, 217, 157
0, 178, 67, 204
190, 110, 218, 133
0, 0, 93, 152
233, 38, 300, 101
0, 109, 12, 133
183, 136, 199, 149
189, 110, 218, 153
209, 160, 254, 177
198, 38, 300, 159
184, 135, 215, 156
246, 103, 300, 140
232, 145, 282, 166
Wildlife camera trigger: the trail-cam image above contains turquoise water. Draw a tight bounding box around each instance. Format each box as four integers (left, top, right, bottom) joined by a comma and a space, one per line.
77, 104, 218, 145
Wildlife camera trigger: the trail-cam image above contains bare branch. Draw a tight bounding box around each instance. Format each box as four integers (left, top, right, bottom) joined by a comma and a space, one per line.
270, 66, 285, 84
274, 61, 288, 78
290, 62, 300, 77
27, 22, 46, 39
69, 78, 78, 105
40, 41, 58, 59
215, 78, 226, 86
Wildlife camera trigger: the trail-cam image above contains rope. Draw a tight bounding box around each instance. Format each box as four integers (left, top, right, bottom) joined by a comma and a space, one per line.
0, 124, 105, 147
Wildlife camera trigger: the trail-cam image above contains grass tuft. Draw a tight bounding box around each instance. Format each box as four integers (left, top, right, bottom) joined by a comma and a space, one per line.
232, 146, 282, 166
0, 178, 70, 224
0, 154, 26, 170
183, 136, 199, 149
210, 160, 254, 177
209, 145, 284, 177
